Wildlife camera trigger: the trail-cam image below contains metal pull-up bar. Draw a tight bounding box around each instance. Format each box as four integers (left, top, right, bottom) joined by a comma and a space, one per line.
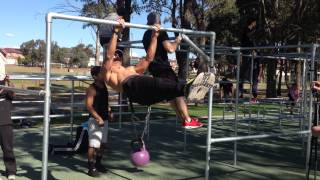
47, 12, 215, 37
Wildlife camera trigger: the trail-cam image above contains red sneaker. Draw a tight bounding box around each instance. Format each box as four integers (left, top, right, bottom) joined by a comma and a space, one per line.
182, 118, 203, 129
250, 98, 258, 103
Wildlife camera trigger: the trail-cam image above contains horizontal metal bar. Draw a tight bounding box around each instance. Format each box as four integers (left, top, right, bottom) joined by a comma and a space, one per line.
9, 75, 92, 81
12, 109, 169, 120
216, 44, 318, 51
13, 100, 45, 104
48, 12, 215, 36
211, 130, 310, 143
0, 85, 45, 96
12, 113, 88, 120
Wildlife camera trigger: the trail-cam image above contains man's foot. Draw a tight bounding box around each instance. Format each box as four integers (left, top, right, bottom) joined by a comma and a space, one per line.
88, 168, 99, 177
96, 163, 108, 173
182, 118, 203, 129
8, 174, 16, 180
187, 72, 217, 102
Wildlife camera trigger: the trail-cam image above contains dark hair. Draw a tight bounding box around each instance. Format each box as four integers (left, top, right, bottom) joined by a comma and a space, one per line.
115, 48, 124, 58
0, 80, 4, 85
117, 8, 126, 17
246, 17, 257, 26
147, 12, 161, 25
90, 66, 101, 77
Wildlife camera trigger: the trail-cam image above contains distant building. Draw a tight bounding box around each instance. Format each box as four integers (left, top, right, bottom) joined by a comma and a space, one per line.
88, 52, 104, 67
0, 48, 25, 65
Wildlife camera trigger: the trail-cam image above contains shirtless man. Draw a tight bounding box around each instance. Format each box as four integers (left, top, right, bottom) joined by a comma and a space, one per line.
100, 18, 214, 128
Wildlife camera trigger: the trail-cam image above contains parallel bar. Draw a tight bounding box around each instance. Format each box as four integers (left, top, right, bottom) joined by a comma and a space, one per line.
0, 85, 45, 96
211, 130, 310, 143
181, 34, 211, 63
13, 100, 44, 104
48, 12, 215, 36
9, 75, 92, 81
12, 113, 89, 120
216, 44, 317, 51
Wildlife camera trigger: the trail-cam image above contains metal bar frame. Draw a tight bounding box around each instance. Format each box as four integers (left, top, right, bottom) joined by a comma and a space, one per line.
43, 12, 216, 180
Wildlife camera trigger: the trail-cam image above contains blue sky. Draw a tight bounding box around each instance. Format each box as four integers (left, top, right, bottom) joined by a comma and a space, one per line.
0, 0, 176, 57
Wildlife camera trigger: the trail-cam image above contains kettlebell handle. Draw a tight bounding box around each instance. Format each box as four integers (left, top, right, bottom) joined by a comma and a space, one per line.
130, 138, 146, 150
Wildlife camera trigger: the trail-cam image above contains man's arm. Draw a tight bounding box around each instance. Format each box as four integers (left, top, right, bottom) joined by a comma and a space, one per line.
103, 20, 125, 67
86, 86, 104, 126
134, 25, 160, 74
162, 35, 182, 53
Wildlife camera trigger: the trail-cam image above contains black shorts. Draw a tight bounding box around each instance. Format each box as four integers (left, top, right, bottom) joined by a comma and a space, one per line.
100, 37, 110, 47
148, 62, 178, 82
122, 75, 184, 106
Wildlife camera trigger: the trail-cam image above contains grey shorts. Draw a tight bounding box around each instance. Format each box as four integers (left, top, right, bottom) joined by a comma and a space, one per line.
88, 118, 108, 148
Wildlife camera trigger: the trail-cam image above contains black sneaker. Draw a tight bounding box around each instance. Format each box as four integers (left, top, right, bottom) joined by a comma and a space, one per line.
88, 168, 99, 177
96, 163, 108, 173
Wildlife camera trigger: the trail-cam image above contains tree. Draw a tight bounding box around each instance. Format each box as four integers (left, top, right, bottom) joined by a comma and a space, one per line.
20, 39, 46, 66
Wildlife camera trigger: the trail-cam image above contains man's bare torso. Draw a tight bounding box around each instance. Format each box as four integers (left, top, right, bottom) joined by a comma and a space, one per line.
105, 60, 139, 92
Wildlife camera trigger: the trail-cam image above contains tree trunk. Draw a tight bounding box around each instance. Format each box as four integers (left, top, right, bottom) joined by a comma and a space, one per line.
95, 30, 100, 65
296, 40, 301, 87
266, 59, 277, 97
197, 37, 208, 74
175, 0, 191, 81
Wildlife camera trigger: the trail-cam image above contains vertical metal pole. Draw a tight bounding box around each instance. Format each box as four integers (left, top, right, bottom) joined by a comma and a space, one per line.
205, 33, 215, 180
250, 53, 254, 100
302, 58, 307, 116
70, 80, 75, 142
306, 44, 317, 174
248, 53, 254, 133
234, 49, 241, 166
42, 14, 52, 180
119, 93, 122, 129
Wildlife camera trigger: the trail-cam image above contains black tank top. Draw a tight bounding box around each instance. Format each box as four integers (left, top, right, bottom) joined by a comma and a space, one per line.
91, 83, 109, 121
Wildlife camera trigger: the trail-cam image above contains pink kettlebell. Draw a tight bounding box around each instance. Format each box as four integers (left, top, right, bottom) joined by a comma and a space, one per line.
130, 138, 150, 167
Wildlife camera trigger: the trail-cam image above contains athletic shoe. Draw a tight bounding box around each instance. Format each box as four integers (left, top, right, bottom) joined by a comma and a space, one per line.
8, 175, 15, 180
250, 98, 258, 103
182, 118, 203, 129
96, 163, 108, 173
187, 72, 217, 102
88, 168, 99, 177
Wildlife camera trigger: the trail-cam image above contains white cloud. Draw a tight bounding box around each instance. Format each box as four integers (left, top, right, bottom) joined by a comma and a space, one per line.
5, 33, 15, 37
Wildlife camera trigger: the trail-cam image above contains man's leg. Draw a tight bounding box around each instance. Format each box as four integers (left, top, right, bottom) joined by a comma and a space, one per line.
169, 99, 182, 119
87, 118, 103, 177
252, 80, 258, 99
171, 97, 190, 122
96, 121, 108, 172
0, 125, 16, 177
88, 147, 99, 176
